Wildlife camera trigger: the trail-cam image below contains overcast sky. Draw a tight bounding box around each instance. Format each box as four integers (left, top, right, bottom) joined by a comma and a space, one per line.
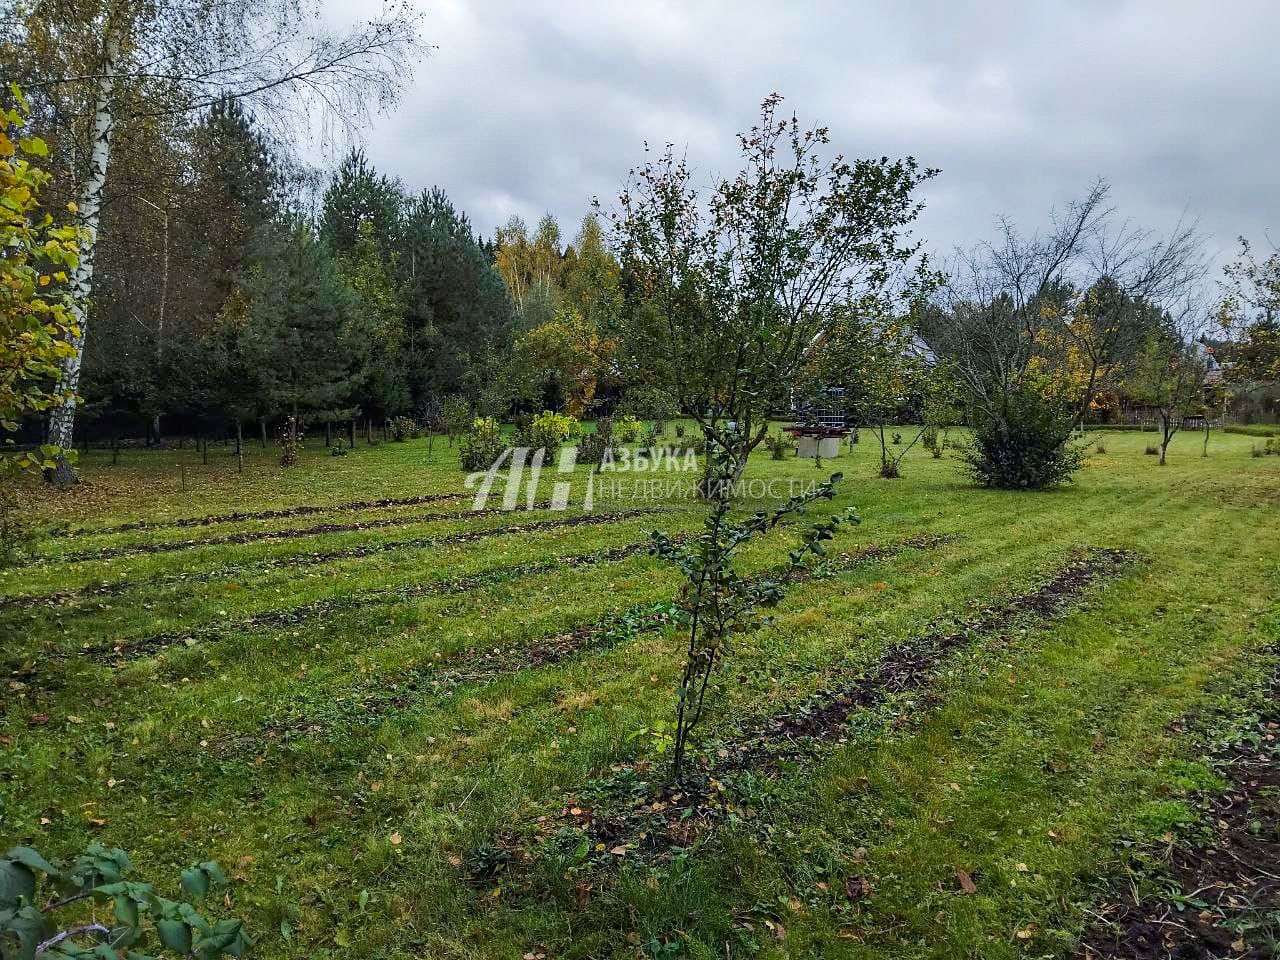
346, 0, 1277, 272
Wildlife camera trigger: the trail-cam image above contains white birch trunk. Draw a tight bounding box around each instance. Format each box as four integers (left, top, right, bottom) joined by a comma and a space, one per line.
49, 31, 119, 484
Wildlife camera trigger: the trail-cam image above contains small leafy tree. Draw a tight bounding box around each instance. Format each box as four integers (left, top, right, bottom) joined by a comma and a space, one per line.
604, 95, 935, 484
1127, 324, 1211, 465
439, 396, 472, 447
650, 427, 859, 780
615, 385, 679, 435
1218, 237, 1280, 384
0, 842, 250, 958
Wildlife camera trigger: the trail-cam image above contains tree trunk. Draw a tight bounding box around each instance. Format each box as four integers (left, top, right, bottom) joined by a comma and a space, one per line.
48, 31, 120, 486
236, 420, 244, 473
260, 418, 268, 448
349, 419, 355, 449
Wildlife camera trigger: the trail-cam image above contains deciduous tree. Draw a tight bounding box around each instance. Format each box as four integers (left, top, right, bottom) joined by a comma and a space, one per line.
605, 94, 936, 479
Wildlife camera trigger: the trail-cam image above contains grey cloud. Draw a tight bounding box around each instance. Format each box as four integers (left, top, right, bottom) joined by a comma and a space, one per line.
348, 0, 1276, 267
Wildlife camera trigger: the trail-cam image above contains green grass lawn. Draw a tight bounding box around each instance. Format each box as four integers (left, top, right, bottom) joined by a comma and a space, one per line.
2, 428, 1277, 958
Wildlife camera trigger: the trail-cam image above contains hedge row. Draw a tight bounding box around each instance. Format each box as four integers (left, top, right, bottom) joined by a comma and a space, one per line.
1224, 424, 1280, 437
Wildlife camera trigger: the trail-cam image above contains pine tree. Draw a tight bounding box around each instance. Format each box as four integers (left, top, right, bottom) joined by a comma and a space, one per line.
243, 223, 365, 431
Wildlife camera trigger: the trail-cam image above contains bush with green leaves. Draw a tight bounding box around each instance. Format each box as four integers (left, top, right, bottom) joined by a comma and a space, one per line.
388, 416, 419, 442
763, 432, 793, 460
515, 411, 579, 461
576, 418, 613, 466
0, 842, 250, 959
459, 417, 505, 472
613, 415, 643, 444
439, 396, 472, 446
614, 386, 679, 435
962, 385, 1086, 489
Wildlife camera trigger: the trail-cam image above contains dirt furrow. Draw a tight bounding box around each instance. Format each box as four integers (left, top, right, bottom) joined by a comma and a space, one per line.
1074, 653, 1280, 960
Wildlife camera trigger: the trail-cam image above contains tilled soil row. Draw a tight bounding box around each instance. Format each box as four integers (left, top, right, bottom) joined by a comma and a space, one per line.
539, 547, 1137, 860
0, 509, 658, 612
1073, 653, 1280, 960
46, 492, 470, 538
227, 534, 953, 753
26, 499, 574, 567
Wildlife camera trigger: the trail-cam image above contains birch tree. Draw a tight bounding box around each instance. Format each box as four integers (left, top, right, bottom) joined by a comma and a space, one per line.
2, 0, 426, 484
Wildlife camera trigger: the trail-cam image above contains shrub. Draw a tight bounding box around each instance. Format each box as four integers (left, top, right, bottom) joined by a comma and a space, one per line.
440, 396, 472, 445
931, 444, 943, 459
764, 432, 794, 460
329, 445, 348, 457
459, 417, 505, 471
1144, 444, 1159, 456
277, 417, 302, 467
879, 458, 901, 478
674, 424, 686, 440
891, 431, 903, 445
1266, 437, 1279, 456
1095, 443, 1107, 455
577, 417, 614, 465
516, 410, 579, 460
921, 424, 939, 450
1251, 445, 1264, 458
389, 416, 419, 442
614, 415, 643, 444
615, 385, 679, 435
1225, 424, 1280, 438
963, 386, 1086, 489
0, 842, 250, 958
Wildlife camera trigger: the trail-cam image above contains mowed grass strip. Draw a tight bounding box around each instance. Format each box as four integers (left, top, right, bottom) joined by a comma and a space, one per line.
539, 547, 1138, 862
1, 509, 697, 668
49, 491, 471, 539
0, 507, 663, 612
